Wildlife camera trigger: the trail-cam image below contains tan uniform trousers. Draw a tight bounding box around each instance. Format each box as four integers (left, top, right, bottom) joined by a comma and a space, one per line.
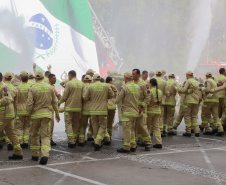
15, 116, 30, 144
159, 105, 164, 132
65, 112, 80, 144
0, 119, 22, 155
201, 110, 217, 131
174, 105, 184, 128
117, 102, 122, 122
220, 99, 226, 126
135, 113, 151, 145
218, 98, 225, 118
184, 104, 199, 134
79, 114, 90, 143
30, 118, 51, 157
0, 130, 4, 145
91, 115, 107, 146
147, 113, 162, 144
201, 102, 223, 132
107, 109, 115, 137
50, 113, 54, 141
122, 116, 136, 150
163, 105, 175, 132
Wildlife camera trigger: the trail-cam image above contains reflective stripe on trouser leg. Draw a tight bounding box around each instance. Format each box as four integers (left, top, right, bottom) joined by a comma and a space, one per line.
122, 117, 136, 150
135, 116, 151, 145
107, 110, 115, 137
3, 119, 22, 156
201, 104, 211, 132
92, 115, 107, 146
79, 115, 89, 143
167, 105, 175, 132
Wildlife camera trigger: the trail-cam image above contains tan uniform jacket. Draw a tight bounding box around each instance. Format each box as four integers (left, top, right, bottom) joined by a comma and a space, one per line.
178, 78, 199, 104
60, 79, 69, 88
26, 81, 58, 119
147, 87, 162, 114
59, 78, 84, 112
154, 77, 170, 105
107, 84, 117, 110
164, 79, 179, 106
16, 82, 30, 116
83, 81, 115, 115
133, 79, 150, 107
202, 78, 218, 103
212, 81, 226, 97
0, 82, 14, 119
215, 74, 226, 98
27, 79, 35, 86
4, 81, 18, 112
115, 81, 140, 118
82, 83, 91, 115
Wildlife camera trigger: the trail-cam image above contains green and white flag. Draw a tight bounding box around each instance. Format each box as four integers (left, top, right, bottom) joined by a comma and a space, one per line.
0, 0, 98, 80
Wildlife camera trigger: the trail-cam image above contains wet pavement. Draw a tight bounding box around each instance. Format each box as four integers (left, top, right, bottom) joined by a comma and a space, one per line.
1, 114, 226, 185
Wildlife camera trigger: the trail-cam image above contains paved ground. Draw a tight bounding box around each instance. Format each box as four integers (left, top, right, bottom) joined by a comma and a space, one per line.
1, 113, 226, 185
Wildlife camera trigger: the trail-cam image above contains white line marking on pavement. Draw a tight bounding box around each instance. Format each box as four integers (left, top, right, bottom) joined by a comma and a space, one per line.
139, 146, 226, 156
38, 165, 107, 185
0, 157, 119, 171
111, 138, 122, 142
199, 137, 226, 142
164, 147, 182, 152
51, 149, 75, 155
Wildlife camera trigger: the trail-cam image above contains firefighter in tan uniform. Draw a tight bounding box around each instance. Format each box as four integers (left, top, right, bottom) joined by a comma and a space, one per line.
141, 71, 149, 84
26, 70, 60, 165
78, 75, 92, 146
200, 72, 224, 136
149, 71, 155, 79
0, 72, 23, 160
155, 70, 170, 137
48, 74, 61, 145
163, 73, 179, 135
106, 76, 117, 139
83, 73, 115, 151
3, 72, 18, 150
177, 71, 200, 137
173, 82, 186, 129
132, 69, 152, 150
15, 73, 30, 148
147, 78, 163, 149
115, 72, 140, 153
59, 70, 84, 148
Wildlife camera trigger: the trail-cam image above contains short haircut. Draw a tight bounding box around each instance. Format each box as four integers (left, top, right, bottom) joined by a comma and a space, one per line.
82, 74, 86, 79
132, 69, 140, 75
100, 78, 105, 83
45, 71, 51, 77
142, 70, 148, 75
0, 73, 2, 81
105, 76, 112, 83
21, 74, 28, 82
48, 74, 55, 79
219, 68, 225, 74
68, 70, 76, 77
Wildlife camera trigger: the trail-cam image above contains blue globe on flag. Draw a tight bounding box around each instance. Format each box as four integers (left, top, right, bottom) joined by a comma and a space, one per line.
27, 13, 53, 50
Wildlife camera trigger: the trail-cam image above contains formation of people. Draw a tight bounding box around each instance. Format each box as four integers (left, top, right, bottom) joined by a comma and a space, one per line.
0, 64, 226, 165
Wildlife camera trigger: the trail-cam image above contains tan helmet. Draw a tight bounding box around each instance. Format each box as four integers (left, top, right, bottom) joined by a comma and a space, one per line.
93, 73, 101, 80
35, 70, 44, 79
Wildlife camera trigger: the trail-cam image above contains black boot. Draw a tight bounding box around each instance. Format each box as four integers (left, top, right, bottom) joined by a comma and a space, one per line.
0, 145, 2, 149
173, 126, 177, 130
195, 133, 200, 137
40, 157, 48, 165
117, 148, 130, 153
32, 156, 39, 161
78, 142, 85, 147
199, 125, 204, 132
94, 144, 101, 151
212, 129, 218, 135
191, 129, 194, 133
163, 130, 167, 135
8, 154, 23, 160
145, 144, 152, 151
183, 133, 191, 137
153, 144, 162, 149
203, 132, 211, 135
167, 132, 177, 136
68, 143, 76, 148
51, 140, 56, 146
103, 141, 111, 146
87, 138, 94, 142
137, 140, 145, 146
7, 144, 13, 151
215, 132, 224, 137
130, 147, 136, 152
22, 143, 29, 149
161, 133, 166, 137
